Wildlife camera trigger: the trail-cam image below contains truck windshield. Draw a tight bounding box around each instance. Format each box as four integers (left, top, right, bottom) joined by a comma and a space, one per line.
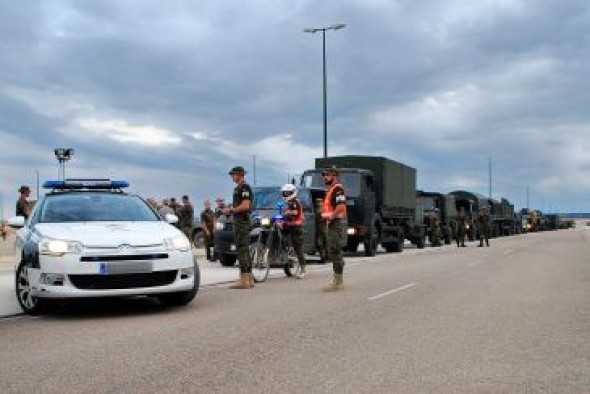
253, 188, 281, 210
301, 171, 361, 197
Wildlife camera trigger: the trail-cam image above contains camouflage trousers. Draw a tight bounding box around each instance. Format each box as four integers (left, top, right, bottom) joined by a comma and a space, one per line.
234, 219, 252, 273
181, 226, 193, 244
283, 225, 305, 267
327, 219, 345, 275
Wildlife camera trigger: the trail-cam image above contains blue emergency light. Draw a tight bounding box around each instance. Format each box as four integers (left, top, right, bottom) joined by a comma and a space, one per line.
43, 179, 130, 190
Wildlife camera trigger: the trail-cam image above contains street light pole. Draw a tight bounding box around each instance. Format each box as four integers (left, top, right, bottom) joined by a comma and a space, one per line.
303, 23, 346, 159
54, 148, 75, 181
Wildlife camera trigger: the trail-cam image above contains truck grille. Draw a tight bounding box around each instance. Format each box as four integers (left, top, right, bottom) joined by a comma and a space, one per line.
69, 270, 178, 290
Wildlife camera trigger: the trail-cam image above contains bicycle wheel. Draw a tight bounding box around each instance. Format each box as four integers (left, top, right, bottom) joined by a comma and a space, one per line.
282, 246, 300, 277
250, 241, 270, 283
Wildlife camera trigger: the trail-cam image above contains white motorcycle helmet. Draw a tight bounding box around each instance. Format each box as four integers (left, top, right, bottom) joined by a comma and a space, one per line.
281, 183, 297, 201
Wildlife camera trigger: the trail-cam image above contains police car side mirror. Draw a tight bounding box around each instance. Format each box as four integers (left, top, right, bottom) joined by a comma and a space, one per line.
8, 216, 26, 228
164, 213, 179, 224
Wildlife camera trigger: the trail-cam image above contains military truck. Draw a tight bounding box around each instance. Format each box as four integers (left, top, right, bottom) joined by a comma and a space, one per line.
450, 191, 516, 239
213, 186, 327, 266
300, 155, 425, 256
416, 191, 458, 245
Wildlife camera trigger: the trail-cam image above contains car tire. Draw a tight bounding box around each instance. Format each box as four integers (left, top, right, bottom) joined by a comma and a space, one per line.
157, 262, 200, 307
193, 231, 205, 249
15, 260, 48, 315
219, 253, 237, 267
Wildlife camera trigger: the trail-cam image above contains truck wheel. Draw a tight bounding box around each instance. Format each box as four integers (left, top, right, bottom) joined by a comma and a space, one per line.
219, 254, 237, 267
444, 229, 451, 245
364, 238, 377, 256
416, 236, 425, 249
345, 239, 359, 252
383, 243, 395, 253
363, 223, 379, 257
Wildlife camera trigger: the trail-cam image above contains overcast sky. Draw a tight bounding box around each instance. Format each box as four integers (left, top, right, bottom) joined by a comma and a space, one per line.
1, 0, 589, 216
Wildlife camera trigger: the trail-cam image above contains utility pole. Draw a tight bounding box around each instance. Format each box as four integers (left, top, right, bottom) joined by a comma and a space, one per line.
526, 184, 530, 210
488, 156, 492, 199
252, 155, 257, 186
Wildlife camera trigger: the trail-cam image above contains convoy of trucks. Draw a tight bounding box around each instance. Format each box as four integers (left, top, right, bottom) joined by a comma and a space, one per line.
210, 154, 568, 261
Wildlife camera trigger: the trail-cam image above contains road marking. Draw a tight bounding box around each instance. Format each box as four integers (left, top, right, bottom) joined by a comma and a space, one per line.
368, 283, 416, 301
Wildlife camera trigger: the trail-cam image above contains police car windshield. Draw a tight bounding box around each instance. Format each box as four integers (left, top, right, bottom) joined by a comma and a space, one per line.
38, 193, 160, 223
301, 171, 361, 197
253, 188, 281, 210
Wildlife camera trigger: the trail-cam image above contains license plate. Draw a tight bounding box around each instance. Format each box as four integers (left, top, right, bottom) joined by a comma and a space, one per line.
98, 262, 153, 275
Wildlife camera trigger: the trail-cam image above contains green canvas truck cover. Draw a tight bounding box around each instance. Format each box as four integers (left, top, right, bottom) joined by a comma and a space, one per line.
315, 155, 416, 211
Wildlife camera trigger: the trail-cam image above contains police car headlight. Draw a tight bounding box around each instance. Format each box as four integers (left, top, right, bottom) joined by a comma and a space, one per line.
260, 218, 271, 227
165, 235, 191, 252
40, 239, 83, 256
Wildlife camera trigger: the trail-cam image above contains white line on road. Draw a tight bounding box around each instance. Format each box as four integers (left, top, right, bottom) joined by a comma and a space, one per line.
368, 283, 416, 301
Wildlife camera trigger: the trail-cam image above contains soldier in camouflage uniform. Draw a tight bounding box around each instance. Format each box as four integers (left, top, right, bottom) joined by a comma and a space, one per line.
321, 167, 347, 292
456, 207, 467, 247
223, 166, 254, 289
431, 208, 442, 247
478, 206, 491, 247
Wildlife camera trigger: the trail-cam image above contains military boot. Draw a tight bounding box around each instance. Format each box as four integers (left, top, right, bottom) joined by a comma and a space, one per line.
322, 273, 344, 292
296, 265, 307, 279
230, 273, 252, 289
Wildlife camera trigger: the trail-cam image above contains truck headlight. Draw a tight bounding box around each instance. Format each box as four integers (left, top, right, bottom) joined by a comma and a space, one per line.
260, 218, 271, 227
165, 235, 191, 252
40, 239, 83, 256
347, 227, 357, 235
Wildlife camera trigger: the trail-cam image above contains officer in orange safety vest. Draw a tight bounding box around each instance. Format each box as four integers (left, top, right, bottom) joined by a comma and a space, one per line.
281, 184, 307, 278
321, 166, 347, 291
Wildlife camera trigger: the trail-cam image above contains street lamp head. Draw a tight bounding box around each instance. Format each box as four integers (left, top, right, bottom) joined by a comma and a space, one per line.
302, 28, 317, 33
54, 147, 75, 161
330, 23, 346, 30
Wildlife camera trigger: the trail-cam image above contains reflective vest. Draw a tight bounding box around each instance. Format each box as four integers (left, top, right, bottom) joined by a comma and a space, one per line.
322, 183, 346, 220
284, 198, 304, 226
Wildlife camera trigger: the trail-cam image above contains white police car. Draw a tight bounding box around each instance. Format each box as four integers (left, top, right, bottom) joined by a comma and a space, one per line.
8, 180, 199, 315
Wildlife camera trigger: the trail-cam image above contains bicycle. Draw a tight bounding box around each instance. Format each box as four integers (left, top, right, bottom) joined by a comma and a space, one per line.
250, 203, 300, 283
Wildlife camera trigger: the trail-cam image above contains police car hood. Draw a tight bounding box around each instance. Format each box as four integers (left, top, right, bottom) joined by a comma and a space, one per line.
34, 221, 182, 247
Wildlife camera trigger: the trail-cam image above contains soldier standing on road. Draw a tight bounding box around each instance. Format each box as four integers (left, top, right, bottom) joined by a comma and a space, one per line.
478, 207, 491, 247
431, 208, 442, 247
178, 195, 194, 244
223, 166, 254, 289
1, 221, 8, 241
281, 184, 307, 279
321, 167, 347, 292
200, 200, 216, 262
456, 207, 467, 247
16, 185, 32, 221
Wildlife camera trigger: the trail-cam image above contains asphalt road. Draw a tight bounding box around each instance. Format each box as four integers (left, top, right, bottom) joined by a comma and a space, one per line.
0, 229, 588, 393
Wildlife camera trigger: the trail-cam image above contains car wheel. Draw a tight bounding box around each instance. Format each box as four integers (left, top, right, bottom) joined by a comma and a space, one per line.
193, 231, 205, 249
219, 253, 237, 267
157, 262, 200, 307
15, 261, 47, 315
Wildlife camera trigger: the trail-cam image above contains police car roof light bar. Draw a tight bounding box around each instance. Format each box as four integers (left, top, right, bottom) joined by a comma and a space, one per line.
42, 179, 130, 190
